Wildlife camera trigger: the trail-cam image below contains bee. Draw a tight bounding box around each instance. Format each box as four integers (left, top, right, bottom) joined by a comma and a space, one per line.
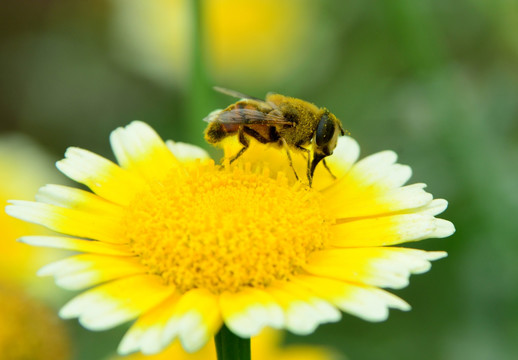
204, 87, 345, 186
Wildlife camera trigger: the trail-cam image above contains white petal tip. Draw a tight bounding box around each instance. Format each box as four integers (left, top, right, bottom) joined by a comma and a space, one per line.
387, 299, 411, 313
180, 331, 211, 353
116, 346, 134, 357
225, 317, 262, 338
433, 219, 455, 238
165, 141, 210, 162
117, 332, 141, 355
423, 199, 449, 215
36, 268, 51, 277
79, 311, 135, 331
58, 307, 76, 319
37, 261, 59, 276
18, 236, 52, 247
4, 203, 23, 218
425, 251, 448, 261
400, 304, 412, 311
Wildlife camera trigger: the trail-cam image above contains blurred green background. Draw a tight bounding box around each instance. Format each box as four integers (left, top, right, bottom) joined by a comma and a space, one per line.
1, 0, 518, 359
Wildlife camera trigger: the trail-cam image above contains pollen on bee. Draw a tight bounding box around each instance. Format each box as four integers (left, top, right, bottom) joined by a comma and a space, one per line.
204, 122, 228, 144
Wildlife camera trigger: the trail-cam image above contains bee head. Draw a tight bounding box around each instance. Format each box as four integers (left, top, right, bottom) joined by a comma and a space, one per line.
314, 109, 340, 156
309, 109, 343, 183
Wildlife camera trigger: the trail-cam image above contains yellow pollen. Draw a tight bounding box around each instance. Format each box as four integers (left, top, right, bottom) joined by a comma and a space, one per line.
123, 162, 331, 294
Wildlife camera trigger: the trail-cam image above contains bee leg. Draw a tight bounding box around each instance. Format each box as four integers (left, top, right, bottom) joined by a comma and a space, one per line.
322, 159, 337, 179
281, 139, 299, 181
295, 145, 312, 186
229, 129, 249, 164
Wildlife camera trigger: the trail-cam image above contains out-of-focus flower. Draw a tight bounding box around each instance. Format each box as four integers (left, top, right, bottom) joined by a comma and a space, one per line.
110, 0, 318, 86
111, 328, 338, 360
0, 135, 71, 359
6, 121, 453, 356
0, 283, 71, 360
0, 135, 64, 290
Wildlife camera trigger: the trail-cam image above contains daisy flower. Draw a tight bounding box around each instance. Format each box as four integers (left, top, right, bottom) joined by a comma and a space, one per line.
0, 135, 71, 359
110, 0, 317, 86
6, 121, 454, 357
0, 134, 65, 289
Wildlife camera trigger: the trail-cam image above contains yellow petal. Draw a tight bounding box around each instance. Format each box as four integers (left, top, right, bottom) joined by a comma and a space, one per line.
60, 274, 173, 330
325, 183, 434, 219
312, 136, 361, 190
165, 140, 210, 162
36, 184, 123, 217
6, 200, 124, 244
56, 147, 145, 205
219, 288, 284, 337
162, 289, 222, 353
118, 293, 181, 356
19, 236, 132, 256
292, 275, 409, 322
110, 121, 179, 180
331, 214, 452, 247
327, 150, 400, 190
412, 198, 449, 216
305, 248, 447, 289
38, 254, 145, 290
267, 281, 341, 335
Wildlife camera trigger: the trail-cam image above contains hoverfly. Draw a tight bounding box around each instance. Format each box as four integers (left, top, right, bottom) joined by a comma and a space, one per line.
204, 87, 345, 186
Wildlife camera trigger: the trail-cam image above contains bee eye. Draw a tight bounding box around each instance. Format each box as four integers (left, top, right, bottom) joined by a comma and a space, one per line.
315, 113, 337, 153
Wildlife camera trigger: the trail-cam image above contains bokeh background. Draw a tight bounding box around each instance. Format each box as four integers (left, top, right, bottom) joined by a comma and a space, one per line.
1, 0, 518, 359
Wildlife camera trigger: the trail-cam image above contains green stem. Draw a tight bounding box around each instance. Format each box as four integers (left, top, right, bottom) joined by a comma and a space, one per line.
187, 0, 213, 142
215, 325, 251, 360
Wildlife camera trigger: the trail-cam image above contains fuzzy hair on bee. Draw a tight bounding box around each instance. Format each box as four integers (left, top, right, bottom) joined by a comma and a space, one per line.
204, 87, 345, 186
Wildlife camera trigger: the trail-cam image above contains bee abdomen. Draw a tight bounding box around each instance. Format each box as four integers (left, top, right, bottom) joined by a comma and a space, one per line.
204, 123, 228, 144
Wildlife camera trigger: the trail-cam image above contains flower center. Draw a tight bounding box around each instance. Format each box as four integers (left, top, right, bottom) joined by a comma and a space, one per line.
123, 162, 330, 294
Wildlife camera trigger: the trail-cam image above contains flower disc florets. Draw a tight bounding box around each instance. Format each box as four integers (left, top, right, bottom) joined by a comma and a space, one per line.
123, 162, 331, 294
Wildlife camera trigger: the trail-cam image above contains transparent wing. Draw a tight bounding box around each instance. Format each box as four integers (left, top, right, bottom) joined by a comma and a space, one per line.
208, 108, 294, 126
213, 86, 263, 101
203, 109, 223, 123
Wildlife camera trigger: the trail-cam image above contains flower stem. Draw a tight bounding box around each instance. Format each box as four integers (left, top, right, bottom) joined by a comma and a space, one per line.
215, 325, 251, 360
187, 0, 213, 140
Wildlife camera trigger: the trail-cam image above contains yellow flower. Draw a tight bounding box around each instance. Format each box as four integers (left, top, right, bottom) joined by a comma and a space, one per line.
6, 121, 454, 355
0, 282, 71, 360
111, 328, 337, 360
0, 135, 64, 289
110, 0, 317, 86
0, 135, 72, 359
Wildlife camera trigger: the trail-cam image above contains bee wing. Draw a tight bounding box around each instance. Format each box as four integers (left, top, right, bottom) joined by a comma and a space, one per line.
207, 108, 294, 126
203, 109, 224, 123
213, 86, 263, 101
